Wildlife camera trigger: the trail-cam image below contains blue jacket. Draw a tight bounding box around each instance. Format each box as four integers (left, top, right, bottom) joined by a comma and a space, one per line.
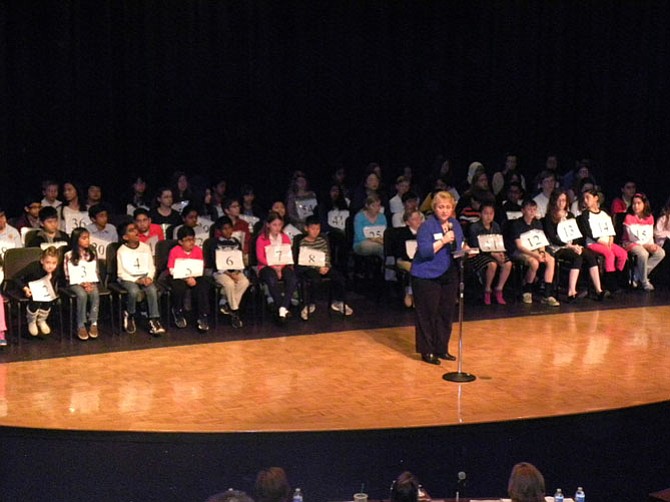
411, 215, 464, 279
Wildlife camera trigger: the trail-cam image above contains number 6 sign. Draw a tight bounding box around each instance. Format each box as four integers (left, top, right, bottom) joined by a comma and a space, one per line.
216, 249, 244, 271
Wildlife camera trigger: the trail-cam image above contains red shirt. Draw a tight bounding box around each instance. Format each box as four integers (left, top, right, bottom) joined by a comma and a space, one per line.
138, 224, 165, 243
167, 245, 204, 272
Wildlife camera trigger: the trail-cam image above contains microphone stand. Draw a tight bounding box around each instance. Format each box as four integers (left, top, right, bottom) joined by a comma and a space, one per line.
443, 248, 476, 383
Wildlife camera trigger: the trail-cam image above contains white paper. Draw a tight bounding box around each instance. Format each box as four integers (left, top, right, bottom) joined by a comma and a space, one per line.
589, 216, 616, 238
146, 235, 159, 256
62, 208, 91, 235
121, 252, 151, 277
283, 224, 302, 241
0, 239, 16, 258
477, 234, 506, 252
90, 235, 113, 260
327, 209, 349, 231
40, 241, 68, 251
29, 277, 57, 302
239, 214, 260, 234
265, 244, 294, 266
67, 259, 99, 285
506, 210, 522, 221
626, 223, 653, 245
172, 258, 204, 279
519, 229, 550, 250
215, 249, 244, 271
557, 219, 582, 243
363, 225, 385, 239
295, 198, 317, 220
404, 240, 417, 259
298, 247, 326, 267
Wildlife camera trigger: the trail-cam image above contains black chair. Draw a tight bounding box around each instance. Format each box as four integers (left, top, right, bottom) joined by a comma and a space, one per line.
345, 215, 384, 298
153, 239, 179, 325
2, 247, 64, 343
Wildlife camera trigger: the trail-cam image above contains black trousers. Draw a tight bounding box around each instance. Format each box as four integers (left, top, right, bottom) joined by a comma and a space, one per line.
169, 276, 210, 316
412, 267, 458, 354
296, 266, 346, 304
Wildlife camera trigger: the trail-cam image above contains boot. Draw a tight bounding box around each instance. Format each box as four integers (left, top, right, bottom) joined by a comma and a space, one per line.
26, 308, 39, 336
37, 308, 51, 335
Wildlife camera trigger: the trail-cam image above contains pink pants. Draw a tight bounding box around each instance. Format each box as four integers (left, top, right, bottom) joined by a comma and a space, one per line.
587, 242, 627, 272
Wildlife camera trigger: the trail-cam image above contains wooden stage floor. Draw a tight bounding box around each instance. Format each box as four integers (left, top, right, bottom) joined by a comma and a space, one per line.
0, 304, 668, 433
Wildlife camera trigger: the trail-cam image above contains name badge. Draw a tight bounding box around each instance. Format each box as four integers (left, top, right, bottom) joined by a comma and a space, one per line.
519, 229, 550, 250
67, 259, 99, 285
265, 244, 294, 266
433, 232, 444, 241
172, 258, 204, 279
29, 277, 57, 302
215, 249, 244, 271
298, 247, 326, 267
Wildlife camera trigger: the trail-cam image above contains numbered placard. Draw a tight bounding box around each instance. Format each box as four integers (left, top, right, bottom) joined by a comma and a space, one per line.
589, 216, 616, 239
146, 235, 159, 256
295, 198, 317, 221
265, 244, 294, 266
626, 224, 653, 245
231, 231, 246, 249
194, 219, 211, 247
0, 239, 16, 259
404, 240, 417, 260
90, 235, 113, 260
29, 277, 57, 302
215, 249, 244, 271
519, 229, 550, 251
363, 225, 386, 239
557, 219, 582, 243
67, 259, 99, 285
40, 241, 68, 251
62, 207, 91, 235
120, 253, 151, 276
20, 227, 32, 245
506, 211, 522, 221
239, 214, 260, 234
298, 247, 326, 267
172, 258, 204, 279
283, 224, 302, 241
477, 234, 506, 252
171, 200, 189, 213
327, 209, 349, 231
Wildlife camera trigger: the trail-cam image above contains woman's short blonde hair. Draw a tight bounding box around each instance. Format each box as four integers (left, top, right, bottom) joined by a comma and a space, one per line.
431, 190, 456, 212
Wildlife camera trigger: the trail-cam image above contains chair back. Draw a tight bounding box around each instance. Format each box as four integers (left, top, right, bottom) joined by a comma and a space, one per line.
105, 242, 122, 284
154, 239, 179, 275
2, 247, 43, 291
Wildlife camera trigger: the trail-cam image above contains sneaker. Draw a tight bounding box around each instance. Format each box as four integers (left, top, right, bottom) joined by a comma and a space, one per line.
28, 321, 39, 336
494, 289, 506, 305
88, 324, 99, 339
300, 306, 310, 321
197, 315, 210, 332
172, 308, 187, 329
0, 338, 6, 347
219, 303, 232, 315
149, 319, 166, 336
231, 313, 243, 329
541, 295, 560, 307
483, 291, 492, 305
77, 327, 89, 340
331, 301, 354, 316
123, 311, 137, 334
278, 306, 288, 319
522, 292, 533, 304
308, 303, 316, 314
641, 281, 655, 291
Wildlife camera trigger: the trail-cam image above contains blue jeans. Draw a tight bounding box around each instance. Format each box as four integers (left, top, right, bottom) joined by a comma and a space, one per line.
69, 284, 99, 328
120, 280, 160, 319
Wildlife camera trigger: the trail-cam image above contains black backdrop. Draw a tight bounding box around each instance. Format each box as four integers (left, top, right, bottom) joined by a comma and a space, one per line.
1, 1, 669, 213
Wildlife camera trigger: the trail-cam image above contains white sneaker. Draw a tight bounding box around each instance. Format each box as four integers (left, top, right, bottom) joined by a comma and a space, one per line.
278, 306, 288, 318
331, 302, 354, 316
522, 292, 532, 304
308, 303, 316, 314
541, 295, 560, 307
300, 306, 309, 321
642, 281, 655, 291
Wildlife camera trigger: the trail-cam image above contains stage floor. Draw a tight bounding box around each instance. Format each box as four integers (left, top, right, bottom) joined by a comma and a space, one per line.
0, 305, 668, 433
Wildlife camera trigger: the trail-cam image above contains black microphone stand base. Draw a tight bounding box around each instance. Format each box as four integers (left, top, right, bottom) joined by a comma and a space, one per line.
442, 371, 476, 383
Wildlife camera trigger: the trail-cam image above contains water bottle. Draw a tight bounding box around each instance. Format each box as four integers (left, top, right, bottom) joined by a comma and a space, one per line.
575, 486, 585, 502
292, 487, 303, 502
554, 488, 564, 502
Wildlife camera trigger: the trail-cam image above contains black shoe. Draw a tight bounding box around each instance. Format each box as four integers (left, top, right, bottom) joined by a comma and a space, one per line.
197, 315, 210, 332
437, 352, 456, 361
172, 308, 187, 329
231, 313, 243, 329
566, 294, 577, 303
123, 311, 137, 334
219, 303, 232, 315
148, 319, 166, 336
421, 353, 441, 365
595, 290, 611, 301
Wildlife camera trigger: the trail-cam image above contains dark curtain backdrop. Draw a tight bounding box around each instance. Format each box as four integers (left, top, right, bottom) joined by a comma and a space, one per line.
1, 1, 669, 213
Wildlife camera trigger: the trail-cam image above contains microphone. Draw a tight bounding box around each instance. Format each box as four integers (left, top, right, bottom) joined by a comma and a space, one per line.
445, 221, 457, 253
455, 471, 467, 501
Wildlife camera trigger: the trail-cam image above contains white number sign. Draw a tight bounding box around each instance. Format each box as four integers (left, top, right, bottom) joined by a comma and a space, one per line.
62, 207, 91, 235
327, 209, 349, 231
519, 229, 550, 251
404, 240, 417, 260
172, 258, 204, 279
626, 224, 653, 245
121, 253, 151, 277
295, 198, 317, 221
215, 249, 244, 271
557, 219, 582, 243
67, 259, 99, 285
589, 216, 616, 238
0, 239, 16, 259
477, 234, 506, 252
265, 244, 294, 266
363, 225, 386, 239
298, 248, 326, 267
90, 235, 113, 260
29, 277, 57, 302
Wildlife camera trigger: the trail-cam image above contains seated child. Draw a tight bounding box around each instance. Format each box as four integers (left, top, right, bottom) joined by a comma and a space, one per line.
209, 216, 249, 328
18, 246, 62, 337
116, 221, 166, 336
167, 226, 210, 332
296, 215, 352, 319
26, 206, 69, 248
15, 195, 42, 232
86, 203, 118, 258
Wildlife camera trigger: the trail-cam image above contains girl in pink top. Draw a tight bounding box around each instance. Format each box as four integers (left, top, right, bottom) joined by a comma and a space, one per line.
622, 193, 665, 291
256, 211, 298, 323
